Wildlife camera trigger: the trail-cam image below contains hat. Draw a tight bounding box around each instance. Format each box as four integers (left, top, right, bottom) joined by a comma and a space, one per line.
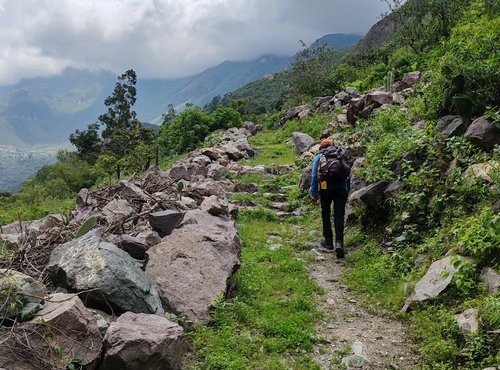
319, 139, 334, 149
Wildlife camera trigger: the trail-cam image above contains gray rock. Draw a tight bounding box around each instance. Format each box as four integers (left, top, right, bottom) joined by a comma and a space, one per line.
119, 180, 149, 201
464, 116, 500, 151
342, 341, 370, 368
365, 90, 393, 107
234, 182, 259, 194
402, 255, 466, 311
207, 163, 228, 180
0, 269, 47, 313
47, 231, 164, 315
117, 235, 150, 259
201, 147, 226, 162
299, 165, 313, 192
243, 121, 262, 136
292, 132, 315, 155
186, 179, 226, 201
102, 199, 134, 224
464, 161, 499, 184
167, 163, 191, 182
283, 104, 311, 121
146, 210, 241, 324
454, 308, 479, 341
481, 267, 500, 294
394, 71, 421, 92
148, 210, 185, 237
219, 143, 243, 161
435, 115, 468, 139
101, 312, 186, 370
384, 181, 403, 199
200, 195, 229, 217
348, 182, 387, 207
137, 230, 162, 247
0, 293, 102, 370
76, 188, 97, 209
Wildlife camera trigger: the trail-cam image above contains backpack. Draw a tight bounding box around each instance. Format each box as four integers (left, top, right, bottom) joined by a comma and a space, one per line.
319, 145, 351, 182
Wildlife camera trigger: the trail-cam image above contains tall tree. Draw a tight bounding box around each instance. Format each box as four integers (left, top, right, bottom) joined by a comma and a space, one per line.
99, 69, 140, 144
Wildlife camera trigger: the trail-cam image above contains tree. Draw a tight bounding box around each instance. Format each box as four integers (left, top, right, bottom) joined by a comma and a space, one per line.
69, 123, 102, 164
383, 0, 471, 54
161, 104, 177, 124
99, 69, 140, 142
159, 108, 211, 155
290, 42, 346, 97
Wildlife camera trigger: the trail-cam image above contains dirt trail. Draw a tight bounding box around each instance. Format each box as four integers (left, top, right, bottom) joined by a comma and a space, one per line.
308, 251, 420, 369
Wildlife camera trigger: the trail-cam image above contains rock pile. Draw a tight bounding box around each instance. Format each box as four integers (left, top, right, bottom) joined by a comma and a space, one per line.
0, 122, 262, 369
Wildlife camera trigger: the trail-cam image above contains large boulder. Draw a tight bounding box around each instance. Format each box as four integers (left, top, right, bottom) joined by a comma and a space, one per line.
402, 255, 467, 311
435, 115, 468, 139
219, 143, 244, 161
365, 90, 393, 107
242, 121, 262, 136
0, 293, 102, 370
283, 104, 311, 122
47, 231, 164, 315
101, 312, 186, 370
292, 132, 315, 155
394, 71, 421, 92
348, 182, 387, 207
146, 210, 241, 324
463, 161, 500, 184
464, 116, 500, 151
148, 210, 185, 237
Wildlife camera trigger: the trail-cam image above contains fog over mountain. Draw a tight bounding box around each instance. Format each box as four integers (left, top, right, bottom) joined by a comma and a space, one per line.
0, 0, 387, 85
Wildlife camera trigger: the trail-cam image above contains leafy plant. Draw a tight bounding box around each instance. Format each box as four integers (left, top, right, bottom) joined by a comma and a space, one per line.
74, 216, 97, 239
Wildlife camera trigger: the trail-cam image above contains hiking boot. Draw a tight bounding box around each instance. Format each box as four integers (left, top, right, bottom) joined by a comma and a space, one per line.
319, 239, 334, 253
335, 241, 345, 259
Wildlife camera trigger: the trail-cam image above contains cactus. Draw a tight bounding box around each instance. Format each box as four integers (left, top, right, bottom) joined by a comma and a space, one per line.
384, 69, 395, 91
177, 181, 184, 201
75, 216, 97, 239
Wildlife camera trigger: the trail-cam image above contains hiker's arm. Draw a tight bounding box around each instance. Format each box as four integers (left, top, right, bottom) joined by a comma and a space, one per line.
310, 155, 320, 199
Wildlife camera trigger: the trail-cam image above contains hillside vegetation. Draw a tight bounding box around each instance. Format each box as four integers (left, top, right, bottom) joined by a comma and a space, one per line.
0, 0, 499, 368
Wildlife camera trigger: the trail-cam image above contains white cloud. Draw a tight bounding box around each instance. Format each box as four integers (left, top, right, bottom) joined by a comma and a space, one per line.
0, 0, 388, 85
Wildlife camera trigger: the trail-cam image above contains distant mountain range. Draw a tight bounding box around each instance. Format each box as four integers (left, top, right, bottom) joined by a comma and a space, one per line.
0, 33, 363, 192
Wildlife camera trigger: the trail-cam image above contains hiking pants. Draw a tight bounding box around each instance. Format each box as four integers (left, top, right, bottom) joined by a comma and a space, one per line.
319, 181, 349, 245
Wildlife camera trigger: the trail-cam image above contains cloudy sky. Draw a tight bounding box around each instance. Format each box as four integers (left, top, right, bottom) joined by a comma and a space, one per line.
0, 0, 388, 86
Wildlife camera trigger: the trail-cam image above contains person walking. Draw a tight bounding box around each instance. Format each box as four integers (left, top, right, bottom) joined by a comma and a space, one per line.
310, 138, 350, 258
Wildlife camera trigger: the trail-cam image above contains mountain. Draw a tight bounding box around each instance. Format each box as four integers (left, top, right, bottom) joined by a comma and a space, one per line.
0, 55, 291, 147
310, 33, 362, 50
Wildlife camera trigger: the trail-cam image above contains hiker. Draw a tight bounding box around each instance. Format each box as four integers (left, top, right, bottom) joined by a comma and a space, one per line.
310, 138, 350, 257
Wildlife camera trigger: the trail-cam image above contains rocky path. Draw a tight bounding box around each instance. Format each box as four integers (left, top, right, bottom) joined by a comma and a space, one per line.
308, 251, 420, 369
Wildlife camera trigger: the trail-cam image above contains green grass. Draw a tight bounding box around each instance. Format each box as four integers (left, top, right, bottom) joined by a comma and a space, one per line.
247, 130, 295, 166
189, 215, 323, 369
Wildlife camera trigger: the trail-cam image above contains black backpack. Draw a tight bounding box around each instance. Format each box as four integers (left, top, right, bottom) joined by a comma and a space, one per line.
319, 146, 351, 182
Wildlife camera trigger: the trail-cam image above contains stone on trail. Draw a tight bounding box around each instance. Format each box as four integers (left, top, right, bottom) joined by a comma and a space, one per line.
402, 255, 466, 312
146, 209, 241, 324
101, 312, 187, 370
342, 341, 370, 368
47, 230, 164, 315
